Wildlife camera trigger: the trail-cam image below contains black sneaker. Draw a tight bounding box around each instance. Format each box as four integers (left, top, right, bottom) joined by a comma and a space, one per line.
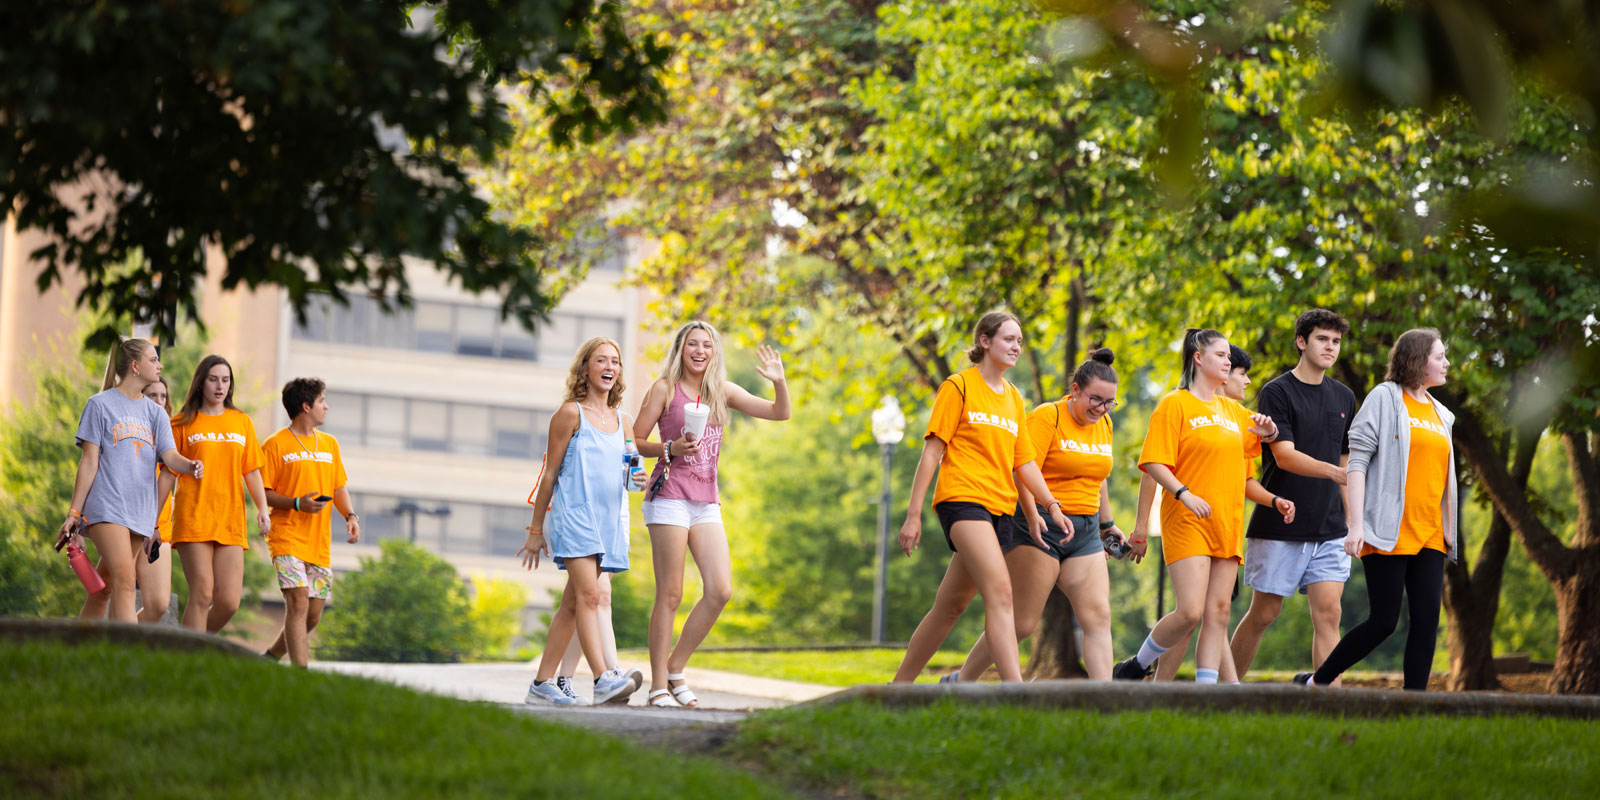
1292, 672, 1313, 686
1112, 656, 1153, 681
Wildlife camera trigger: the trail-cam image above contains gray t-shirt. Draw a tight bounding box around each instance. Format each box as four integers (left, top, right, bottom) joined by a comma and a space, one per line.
76, 388, 175, 537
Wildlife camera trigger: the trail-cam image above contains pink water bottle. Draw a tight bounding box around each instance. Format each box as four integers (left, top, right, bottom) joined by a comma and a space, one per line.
66, 543, 106, 595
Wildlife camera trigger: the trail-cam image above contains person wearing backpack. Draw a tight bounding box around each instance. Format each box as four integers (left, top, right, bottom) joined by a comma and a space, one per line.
947, 348, 1128, 681
890, 311, 1073, 684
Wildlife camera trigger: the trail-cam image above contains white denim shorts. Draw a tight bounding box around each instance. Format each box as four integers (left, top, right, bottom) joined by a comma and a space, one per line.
641, 498, 723, 528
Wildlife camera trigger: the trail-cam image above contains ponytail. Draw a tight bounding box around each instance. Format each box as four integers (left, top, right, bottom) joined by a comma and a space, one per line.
967, 311, 1022, 364
102, 338, 152, 390
1179, 328, 1224, 390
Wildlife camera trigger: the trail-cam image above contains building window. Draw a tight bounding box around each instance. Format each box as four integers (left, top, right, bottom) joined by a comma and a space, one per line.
310, 391, 550, 461
409, 401, 449, 452
342, 492, 534, 557
366, 396, 407, 450
291, 294, 624, 366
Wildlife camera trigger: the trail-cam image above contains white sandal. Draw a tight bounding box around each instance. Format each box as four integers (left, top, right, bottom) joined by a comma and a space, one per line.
647, 688, 678, 708
667, 672, 699, 707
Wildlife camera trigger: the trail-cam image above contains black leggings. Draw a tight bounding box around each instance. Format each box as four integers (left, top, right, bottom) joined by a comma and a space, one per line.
1312, 549, 1445, 690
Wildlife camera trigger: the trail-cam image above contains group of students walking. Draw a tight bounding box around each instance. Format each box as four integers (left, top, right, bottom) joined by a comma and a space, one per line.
57, 308, 1455, 702
888, 309, 1457, 691
57, 338, 361, 667
518, 321, 791, 706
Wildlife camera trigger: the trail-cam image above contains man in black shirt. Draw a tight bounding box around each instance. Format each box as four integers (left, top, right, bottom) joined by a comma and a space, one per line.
1229, 309, 1357, 682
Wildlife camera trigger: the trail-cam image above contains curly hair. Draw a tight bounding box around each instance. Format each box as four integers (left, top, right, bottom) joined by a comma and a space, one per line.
566, 337, 625, 408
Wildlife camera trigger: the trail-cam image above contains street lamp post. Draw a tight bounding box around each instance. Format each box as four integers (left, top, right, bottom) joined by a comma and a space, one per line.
393, 501, 452, 545
870, 396, 905, 644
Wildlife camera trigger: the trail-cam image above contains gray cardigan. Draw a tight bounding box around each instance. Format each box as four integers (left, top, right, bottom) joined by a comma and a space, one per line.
1345, 381, 1458, 562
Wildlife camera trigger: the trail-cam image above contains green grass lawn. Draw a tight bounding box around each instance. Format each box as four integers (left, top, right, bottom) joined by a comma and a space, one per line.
639, 648, 968, 686
727, 699, 1597, 799
0, 641, 793, 799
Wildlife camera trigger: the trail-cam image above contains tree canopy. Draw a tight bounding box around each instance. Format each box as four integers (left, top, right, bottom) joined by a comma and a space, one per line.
1, 0, 668, 348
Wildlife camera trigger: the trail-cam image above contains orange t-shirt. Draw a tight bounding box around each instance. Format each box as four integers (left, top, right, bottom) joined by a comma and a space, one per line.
927, 367, 1035, 516
1365, 393, 1449, 556
260, 428, 347, 567
169, 409, 264, 548
1139, 390, 1262, 564
1026, 399, 1113, 515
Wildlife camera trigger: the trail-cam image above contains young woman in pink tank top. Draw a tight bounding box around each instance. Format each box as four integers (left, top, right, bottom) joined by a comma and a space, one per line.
632, 321, 791, 707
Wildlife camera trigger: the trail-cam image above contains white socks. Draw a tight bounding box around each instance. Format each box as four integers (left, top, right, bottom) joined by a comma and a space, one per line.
1135, 633, 1170, 669
1195, 668, 1219, 684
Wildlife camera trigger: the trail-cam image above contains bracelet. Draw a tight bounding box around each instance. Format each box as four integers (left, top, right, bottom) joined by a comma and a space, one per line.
1130, 536, 1148, 544
66, 508, 82, 520
1272, 495, 1283, 509
1174, 485, 1190, 499
294, 497, 301, 512
525, 526, 542, 536
1047, 501, 1061, 511
664, 437, 675, 461
1098, 519, 1115, 531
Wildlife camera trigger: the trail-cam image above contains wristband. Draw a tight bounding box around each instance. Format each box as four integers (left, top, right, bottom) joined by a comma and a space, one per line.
525, 526, 542, 536
1272, 495, 1283, 509
67, 508, 83, 520
1098, 519, 1115, 531
1174, 485, 1190, 499
1047, 501, 1061, 511
294, 497, 301, 512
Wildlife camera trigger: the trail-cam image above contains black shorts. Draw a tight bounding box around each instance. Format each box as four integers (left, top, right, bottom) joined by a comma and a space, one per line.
934, 501, 1012, 553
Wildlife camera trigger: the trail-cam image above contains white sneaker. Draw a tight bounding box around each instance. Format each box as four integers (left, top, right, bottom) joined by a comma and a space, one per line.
592, 668, 635, 705
525, 679, 576, 706
555, 676, 591, 706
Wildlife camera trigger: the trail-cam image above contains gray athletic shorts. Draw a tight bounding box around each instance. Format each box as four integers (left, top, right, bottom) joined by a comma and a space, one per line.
1243, 537, 1350, 597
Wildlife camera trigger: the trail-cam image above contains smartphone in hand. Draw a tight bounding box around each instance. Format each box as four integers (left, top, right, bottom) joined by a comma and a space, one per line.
313, 494, 332, 502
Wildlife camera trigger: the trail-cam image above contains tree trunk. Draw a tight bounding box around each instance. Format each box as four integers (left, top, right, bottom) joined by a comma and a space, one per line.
1444, 423, 1538, 690
1552, 548, 1600, 694
1025, 589, 1088, 679
1551, 432, 1600, 694
1453, 410, 1600, 694
1443, 510, 1508, 690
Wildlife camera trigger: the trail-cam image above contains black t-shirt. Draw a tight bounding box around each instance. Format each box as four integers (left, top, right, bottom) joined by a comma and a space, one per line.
1246, 371, 1358, 542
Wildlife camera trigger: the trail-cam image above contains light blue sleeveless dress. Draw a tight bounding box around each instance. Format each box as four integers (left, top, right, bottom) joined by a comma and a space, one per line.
548, 406, 630, 573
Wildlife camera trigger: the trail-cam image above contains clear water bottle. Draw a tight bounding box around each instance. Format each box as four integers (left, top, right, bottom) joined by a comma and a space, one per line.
623, 439, 644, 491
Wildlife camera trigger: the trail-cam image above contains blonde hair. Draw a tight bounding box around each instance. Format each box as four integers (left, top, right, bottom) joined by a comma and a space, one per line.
101, 338, 154, 390
142, 377, 173, 415
565, 337, 625, 408
661, 321, 729, 426
966, 311, 1022, 364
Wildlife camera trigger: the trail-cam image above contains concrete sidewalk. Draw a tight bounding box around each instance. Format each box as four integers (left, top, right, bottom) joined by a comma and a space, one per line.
312, 658, 836, 711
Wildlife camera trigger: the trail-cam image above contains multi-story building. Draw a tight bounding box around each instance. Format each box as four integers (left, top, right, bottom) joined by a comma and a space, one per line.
2, 213, 661, 612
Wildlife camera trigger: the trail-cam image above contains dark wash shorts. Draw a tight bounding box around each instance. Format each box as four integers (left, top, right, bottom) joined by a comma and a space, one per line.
1004, 506, 1106, 561
934, 501, 1013, 553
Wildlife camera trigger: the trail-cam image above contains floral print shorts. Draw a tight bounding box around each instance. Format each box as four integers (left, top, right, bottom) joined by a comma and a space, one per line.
273, 555, 333, 600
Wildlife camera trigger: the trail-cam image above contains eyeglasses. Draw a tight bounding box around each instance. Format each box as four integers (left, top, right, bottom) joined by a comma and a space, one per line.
1085, 394, 1118, 411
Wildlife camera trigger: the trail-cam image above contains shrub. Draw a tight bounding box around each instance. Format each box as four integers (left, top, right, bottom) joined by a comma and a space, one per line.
316, 540, 474, 662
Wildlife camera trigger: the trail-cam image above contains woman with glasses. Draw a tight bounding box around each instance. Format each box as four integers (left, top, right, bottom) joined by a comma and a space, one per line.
947, 348, 1129, 681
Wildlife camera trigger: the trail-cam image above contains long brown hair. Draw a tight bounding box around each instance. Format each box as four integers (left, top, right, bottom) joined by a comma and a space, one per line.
565, 337, 625, 408
1385, 328, 1441, 390
966, 311, 1022, 364
175, 355, 239, 426
101, 338, 154, 390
